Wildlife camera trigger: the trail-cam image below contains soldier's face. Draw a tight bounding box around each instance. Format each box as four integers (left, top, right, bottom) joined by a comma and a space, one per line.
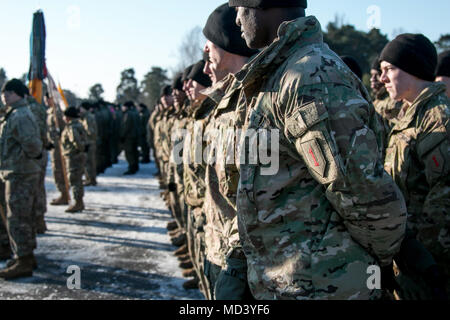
161, 95, 173, 108
1, 91, 21, 106
370, 69, 384, 92
236, 7, 270, 49
173, 89, 186, 107
203, 41, 230, 85
436, 76, 450, 99
380, 61, 417, 102
189, 80, 207, 102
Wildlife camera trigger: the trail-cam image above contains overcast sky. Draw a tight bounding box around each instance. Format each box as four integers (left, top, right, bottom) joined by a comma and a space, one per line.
0, 0, 448, 102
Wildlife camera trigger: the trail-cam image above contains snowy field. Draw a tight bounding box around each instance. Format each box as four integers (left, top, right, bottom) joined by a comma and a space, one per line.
0, 155, 204, 300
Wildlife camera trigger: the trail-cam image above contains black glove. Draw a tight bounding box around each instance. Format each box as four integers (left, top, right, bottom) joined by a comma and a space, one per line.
168, 182, 177, 192
84, 145, 90, 153
46, 143, 55, 151
381, 264, 401, 292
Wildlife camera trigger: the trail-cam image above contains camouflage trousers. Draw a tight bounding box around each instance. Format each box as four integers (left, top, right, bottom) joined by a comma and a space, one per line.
66, 153, 87, 201
187, 206, 209, 299
1, 173, 40, 258
51, 143, 66, 195
85, 141, 97, 183
139, 135, 150, 161
34, 152, 48, 225
123, 139, 139, 172
0, 180, 8, 248
204, 259, 222, 300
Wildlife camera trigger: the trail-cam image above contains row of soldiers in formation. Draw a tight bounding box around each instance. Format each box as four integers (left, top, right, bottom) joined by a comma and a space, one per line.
149, 2, 449, 300
0, 78, 154, 279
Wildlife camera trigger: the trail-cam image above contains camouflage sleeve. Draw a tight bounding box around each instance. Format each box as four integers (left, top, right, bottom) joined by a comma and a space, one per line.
281, 83, 407, 266
415, 108, 450, 260
70, 125, 86, 152
13, 112, 43, 159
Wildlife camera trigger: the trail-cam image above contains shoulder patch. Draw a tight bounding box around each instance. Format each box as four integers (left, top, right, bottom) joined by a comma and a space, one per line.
300, 138, 327, 177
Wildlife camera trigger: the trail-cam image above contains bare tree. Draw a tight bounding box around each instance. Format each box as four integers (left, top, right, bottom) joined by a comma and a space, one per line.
175, 26, 205, 72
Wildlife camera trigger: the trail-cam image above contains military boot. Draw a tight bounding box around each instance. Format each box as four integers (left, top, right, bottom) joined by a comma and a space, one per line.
0, 255, 34, 280
66, 199, 85, 213
169, 228, 182, 238
6, 254, 38, 270
0, 246, 12, 261
177, 253, 191, 262
182, 268, 197, 278
182, 277, 199, 290
36, 217, 47, 235
179, 260, 193, 269
167, 220, 178, 231
50, 193, 69, 206
171, 233, 187, 247
174, 244, 188, 257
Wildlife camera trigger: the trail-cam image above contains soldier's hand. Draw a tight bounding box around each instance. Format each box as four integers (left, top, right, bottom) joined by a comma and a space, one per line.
84, 145, 90, 153
168, 183, 177, 192
46, 143, 55, 151
381, 263, 401, 292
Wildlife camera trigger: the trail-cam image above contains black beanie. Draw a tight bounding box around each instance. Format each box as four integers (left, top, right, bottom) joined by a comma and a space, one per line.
182, 64, 195, 82
341, 56, 363, 80
160, 85, 172, 97
2, 79, 29, 97
380, 33, 437, 81
64, 106, 80, 118
371, 57, 381, 73
203, 3, 258, 58
123, 101, 135, 109
172, 73, 184, 91
229, 0, 307, 8
436, 50, 450, 78
188, 60, 212, 88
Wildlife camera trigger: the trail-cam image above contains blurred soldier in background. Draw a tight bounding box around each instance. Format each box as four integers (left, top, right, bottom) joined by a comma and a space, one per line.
80, 102, 98, 187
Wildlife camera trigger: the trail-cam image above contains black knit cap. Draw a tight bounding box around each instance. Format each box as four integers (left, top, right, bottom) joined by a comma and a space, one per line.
64, 106, 80, 118
160, 85, 172, 97
436, 50, 450, 78
380, 33, 438, 81
341, 56, 363, 80
188, 60, 212, 88
172, 73, 184, 91
182, 64, 195, 82
371, 57, 381, 73
2, 79, 29, 97
203, 3, 258, 58
229, 0, 307, 8
123, 101, 135, 108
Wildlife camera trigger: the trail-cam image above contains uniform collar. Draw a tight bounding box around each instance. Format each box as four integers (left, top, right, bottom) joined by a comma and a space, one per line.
392, 82, 447, 132
235, 15, 323, 89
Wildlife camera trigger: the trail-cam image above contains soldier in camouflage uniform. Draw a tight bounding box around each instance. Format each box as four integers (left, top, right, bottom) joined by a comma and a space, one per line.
167, 72, 191, 250
80, 102, 98, 186
225, 0, 408, 300
0, 79, 43, 279
138, 103, 151, 164
380, 34, 450, 299
148, 103, 161, 174
370, 57, 403, 132
436, 51, 450, 99
26, 94, 49, 235
120, 101, 140, 175
61, 107, 88, 213
46, 93, 69, 206
199, 4, 259, 300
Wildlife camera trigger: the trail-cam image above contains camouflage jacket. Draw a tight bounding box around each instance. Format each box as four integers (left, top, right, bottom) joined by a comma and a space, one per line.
27, 96, 48, 148
61, 119, 88, 157
373, 89, 403, 133
120, 108, 140, 142
0, 99, 43, 178
169, 104, 191, 191
229, 16, 407, 299
81, 111, 98, 144
158, 106, 176, 163
183, 81, 229, 210
384, 82, 449, 270
46, 105, 65, 145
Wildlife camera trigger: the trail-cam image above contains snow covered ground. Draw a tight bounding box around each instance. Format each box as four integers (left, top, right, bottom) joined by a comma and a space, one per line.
0, 156, 204, 300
